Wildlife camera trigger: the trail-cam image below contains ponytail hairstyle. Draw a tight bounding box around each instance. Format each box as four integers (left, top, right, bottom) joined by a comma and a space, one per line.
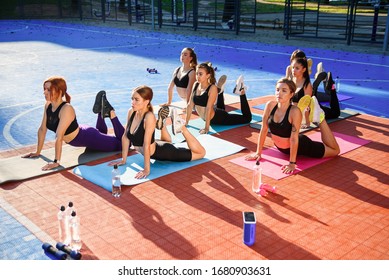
43, 76, 71, 103
133, 85, 154, 113
289, 49, 306, 63
184, 47, 198, 69
293, 58, 311, 88
290, 50, 312, 75
197, 62, 216, 84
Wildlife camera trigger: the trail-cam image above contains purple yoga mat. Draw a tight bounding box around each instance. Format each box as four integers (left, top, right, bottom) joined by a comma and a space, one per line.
230, 132, 371, 180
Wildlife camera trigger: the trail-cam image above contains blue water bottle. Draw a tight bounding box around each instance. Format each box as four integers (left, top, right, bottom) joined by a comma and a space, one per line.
242, 211, 256, 246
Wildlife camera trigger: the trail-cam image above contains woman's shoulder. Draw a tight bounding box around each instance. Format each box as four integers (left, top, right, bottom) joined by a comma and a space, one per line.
61, 102, 75, 111
265, 99, 277, 109
209, 83, 218, 91
289, 104, 302, 116
145, 110, 155, 119
262, 100, 277, 117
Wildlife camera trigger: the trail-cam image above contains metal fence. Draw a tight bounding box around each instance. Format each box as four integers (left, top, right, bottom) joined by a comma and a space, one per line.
4, 0, 388, 47
8, 0, 257, 34
284, 0, 388, 47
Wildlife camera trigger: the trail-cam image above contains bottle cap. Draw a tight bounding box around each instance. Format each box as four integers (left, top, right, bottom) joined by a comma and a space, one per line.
114, 164, 118, 169
60, 205, 65, 211
71, 211, 76, 217
255, 159, 260, 165
68, 201, 73, 207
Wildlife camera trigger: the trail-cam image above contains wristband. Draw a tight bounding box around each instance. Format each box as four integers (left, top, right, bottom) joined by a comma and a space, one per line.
289, 161, 296, 164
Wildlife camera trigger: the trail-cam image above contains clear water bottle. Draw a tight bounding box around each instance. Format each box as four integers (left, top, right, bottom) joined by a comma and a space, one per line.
335, 76, 340, 93
251, 160, 262, 193
112, 164, 122, 198
69, 211, 82, 251
57, 205, 70, 245
65, 201, 75, 220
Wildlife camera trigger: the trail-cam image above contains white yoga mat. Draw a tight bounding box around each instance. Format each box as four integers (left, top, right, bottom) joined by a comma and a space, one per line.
0, 145, 119, 184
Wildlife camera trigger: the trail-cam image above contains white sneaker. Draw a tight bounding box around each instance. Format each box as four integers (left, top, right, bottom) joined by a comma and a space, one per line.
310, 96, 325, 124
233, 75, 247, 95
217, 75, 227, 94
315, 62, 324, 79
171, 108, 184, 135
307, 58, 313, 75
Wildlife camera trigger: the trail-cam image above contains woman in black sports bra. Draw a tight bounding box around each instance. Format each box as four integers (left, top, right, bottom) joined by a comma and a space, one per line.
289, 55, 341, 126
289, 57, 314, 128
185, 62, 252, 134
22, 76, 125, 171
109, 85, 205, 179
245, 78, 339, 174
162, 48, 197, 106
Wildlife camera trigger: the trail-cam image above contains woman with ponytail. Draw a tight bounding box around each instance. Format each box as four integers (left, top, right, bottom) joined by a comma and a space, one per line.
185, 62, 252, 134
109, 85, 205, 179
22, 76, 125, 170
162, 47, 198, 107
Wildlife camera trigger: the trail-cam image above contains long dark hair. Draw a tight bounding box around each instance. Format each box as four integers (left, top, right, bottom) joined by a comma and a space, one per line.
293, 58, 311, 88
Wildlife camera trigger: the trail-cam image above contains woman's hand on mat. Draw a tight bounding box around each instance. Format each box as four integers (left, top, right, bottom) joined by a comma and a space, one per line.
135, 169, 149, 179
108, 160, 125, 166
21, 152, 40, 158
245, 153, 260, 161
199, 128, 208, 134
281, 163, 296, 174
41, 161, 60, 171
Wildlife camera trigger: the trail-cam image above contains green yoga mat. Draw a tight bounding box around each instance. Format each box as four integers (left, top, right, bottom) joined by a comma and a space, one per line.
0, 145, 119, 184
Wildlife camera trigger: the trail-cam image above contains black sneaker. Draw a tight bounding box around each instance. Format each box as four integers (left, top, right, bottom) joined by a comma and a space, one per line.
101, 94, 114, 118
156, 106, 170, 130
93, 90, 106, 114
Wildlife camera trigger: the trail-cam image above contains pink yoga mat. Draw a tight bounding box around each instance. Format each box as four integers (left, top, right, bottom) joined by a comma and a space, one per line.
230, 132, 371, 180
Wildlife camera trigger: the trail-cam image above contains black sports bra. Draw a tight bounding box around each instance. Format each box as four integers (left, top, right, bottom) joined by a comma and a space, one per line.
126, 112, 155, 147
292, 87, 305, 103
192, 83, 212, 107
173, 67, 194, 88
268, 104, 293, 138
46, 102, 78, 135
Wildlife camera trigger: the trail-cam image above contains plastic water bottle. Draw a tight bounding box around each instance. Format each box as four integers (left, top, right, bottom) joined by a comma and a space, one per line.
335, 76, 340, 93
57, 205, 70, 245
65, 201, 75, 220
251, 160, 262, 193
112, 164, 122, 198
69, 211, 82, 251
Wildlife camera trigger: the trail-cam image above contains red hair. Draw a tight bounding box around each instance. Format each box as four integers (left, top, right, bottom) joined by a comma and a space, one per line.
43, 76, 71, 103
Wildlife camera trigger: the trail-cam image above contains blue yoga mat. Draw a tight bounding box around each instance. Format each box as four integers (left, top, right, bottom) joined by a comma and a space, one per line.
155, 110, 262, 143
73, 134, 245, 191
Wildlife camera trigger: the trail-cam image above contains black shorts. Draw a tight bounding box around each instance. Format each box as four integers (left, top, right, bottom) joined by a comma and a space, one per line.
151, 141, 192, 162
276, 134, 325, 158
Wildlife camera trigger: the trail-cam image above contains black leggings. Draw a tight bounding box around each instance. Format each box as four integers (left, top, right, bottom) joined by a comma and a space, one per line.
151, 141, 192, 162
320, 88, 341, 120
211, 93, 252, 125
276, 134, 325, 158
